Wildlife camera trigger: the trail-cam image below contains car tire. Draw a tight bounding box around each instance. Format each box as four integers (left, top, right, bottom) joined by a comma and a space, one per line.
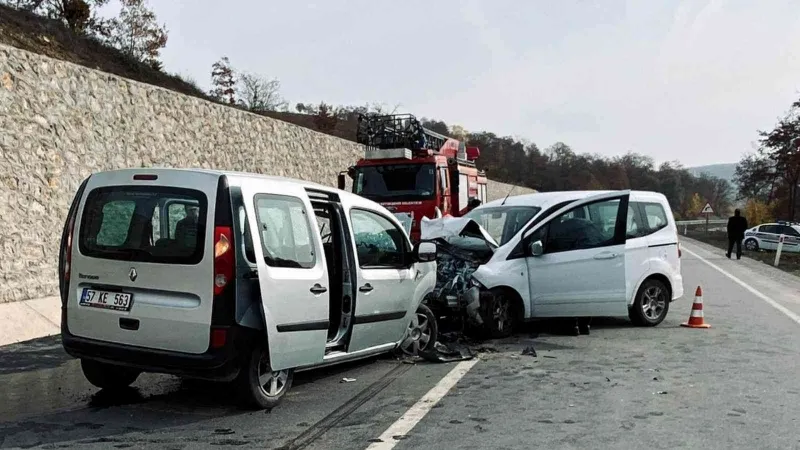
629, 278, 670, 327
399, 303, 438, 356
480, 289, 520, 339
236, 344, 293, 410
744, 238, 759, 252
80, 359, 141, 390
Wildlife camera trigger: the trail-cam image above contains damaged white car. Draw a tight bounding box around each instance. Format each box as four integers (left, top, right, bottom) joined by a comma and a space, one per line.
421, 190, 684, 338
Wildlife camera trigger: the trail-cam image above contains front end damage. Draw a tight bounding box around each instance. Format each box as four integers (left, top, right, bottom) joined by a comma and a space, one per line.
420, 216, 497, 329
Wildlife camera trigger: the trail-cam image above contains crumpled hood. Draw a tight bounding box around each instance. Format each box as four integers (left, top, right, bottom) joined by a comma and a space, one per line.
419, 216, 499, 249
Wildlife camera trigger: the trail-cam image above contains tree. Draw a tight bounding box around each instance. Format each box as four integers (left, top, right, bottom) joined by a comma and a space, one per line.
686, 193, 705, 218
106, 0, 168, 68
237, 73, 287, 113
312, 102, 338, 132
744, 199, 774, 226
6, 0, 111, 35
209, 57, 237, 105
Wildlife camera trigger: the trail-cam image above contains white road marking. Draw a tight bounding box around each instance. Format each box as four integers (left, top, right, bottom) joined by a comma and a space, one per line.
682, 246, 800, 326
366, 359, 479, 449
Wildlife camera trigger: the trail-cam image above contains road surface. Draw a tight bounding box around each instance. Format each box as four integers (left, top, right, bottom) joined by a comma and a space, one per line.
1, 238, 800, 449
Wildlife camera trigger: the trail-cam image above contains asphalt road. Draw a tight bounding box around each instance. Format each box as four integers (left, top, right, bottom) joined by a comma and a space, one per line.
2, 238, 800, 449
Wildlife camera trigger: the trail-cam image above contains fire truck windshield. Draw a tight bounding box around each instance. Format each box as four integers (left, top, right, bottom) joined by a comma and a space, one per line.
353, 164, 436, 201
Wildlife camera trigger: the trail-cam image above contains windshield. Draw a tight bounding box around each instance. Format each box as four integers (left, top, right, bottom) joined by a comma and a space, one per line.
354, 163, 436, 201
463, 205, 541, 246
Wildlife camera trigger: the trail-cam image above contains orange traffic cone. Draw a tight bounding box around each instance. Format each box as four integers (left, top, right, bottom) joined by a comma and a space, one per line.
681, 286, 711, 329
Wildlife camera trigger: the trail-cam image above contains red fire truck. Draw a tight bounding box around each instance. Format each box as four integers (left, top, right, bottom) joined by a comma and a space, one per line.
337, 113, 488, 241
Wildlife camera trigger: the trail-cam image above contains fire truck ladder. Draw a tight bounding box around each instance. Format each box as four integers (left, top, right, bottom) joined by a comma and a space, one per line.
356, 113, 448, 152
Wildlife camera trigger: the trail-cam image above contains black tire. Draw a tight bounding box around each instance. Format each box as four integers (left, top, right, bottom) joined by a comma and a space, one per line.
236, 344, 293, 410
629, 279, 670, 327
480, 289, 520, 339
744, 238, 759, 252
80, 359, 141, 390
399, 303, 438, 356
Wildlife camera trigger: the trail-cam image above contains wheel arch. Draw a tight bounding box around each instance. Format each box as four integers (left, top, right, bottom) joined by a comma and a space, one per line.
487, 285, 527, 319
630, 272, 672, 307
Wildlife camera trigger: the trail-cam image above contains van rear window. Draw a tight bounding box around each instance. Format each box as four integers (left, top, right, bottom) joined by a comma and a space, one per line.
78, 186, 208, 264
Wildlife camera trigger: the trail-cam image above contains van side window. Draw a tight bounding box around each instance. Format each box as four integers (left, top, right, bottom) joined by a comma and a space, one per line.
642, 202, 668, 233
543, 199, 621, 254
626, 205, 640, 238
350, 209, 408, 268
254, 194, 316, 269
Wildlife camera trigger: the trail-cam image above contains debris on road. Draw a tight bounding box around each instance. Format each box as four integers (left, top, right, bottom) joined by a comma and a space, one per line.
655, 391, 668, 395
340, 378, 357, 383
521, 346, 537, 357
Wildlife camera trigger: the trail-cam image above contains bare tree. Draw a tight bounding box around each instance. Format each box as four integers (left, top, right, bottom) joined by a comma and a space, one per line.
237, 73, 287, 113
106, 0, 168, 68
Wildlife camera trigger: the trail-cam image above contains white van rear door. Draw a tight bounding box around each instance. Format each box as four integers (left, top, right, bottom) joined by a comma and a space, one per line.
240, 181, 329, 371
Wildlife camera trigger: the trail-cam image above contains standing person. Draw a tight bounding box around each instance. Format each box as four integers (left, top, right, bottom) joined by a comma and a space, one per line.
726, 209, 748, 260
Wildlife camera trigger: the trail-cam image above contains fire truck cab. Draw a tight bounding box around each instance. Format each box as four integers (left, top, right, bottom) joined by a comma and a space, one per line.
338, 114, 488, 241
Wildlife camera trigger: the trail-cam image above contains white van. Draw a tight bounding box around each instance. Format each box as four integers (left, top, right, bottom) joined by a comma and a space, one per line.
423, 190, 684, 337
59, 169, 438, 409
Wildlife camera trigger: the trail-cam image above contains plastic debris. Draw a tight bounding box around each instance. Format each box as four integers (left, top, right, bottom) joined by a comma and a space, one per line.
340, 377, 357, 383
521, 346, 537, 357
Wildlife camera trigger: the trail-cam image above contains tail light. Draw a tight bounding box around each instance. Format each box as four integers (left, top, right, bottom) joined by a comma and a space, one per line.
213, 226, 234, 295
63, 213, 76, 283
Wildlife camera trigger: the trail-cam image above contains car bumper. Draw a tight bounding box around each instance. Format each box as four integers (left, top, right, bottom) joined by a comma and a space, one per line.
61, 308, 246, 382
671, 274, 684, 301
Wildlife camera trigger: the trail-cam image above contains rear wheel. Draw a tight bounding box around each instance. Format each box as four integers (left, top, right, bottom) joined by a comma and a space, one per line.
744, 238, 759, 252
80, 359, 141, 390
236, 344, 293, 410
629, 279, 670, 327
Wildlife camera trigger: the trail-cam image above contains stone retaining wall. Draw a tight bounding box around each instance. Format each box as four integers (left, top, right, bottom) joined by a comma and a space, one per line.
0, 44, 533, 303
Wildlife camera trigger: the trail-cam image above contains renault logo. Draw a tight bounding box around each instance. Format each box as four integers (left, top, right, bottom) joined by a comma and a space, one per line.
129, 268, 138, 282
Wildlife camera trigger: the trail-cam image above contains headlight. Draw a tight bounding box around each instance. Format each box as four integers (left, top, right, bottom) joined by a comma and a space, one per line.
468, 276, 484, 289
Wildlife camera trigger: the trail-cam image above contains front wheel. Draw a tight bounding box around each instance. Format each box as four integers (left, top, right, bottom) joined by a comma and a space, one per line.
629, 279, 670, 327
399, 304, 438, 356
80, 359, 141, 390
744, 238, 759, 252
236, 344, 293, 410
480, 289, 519, 339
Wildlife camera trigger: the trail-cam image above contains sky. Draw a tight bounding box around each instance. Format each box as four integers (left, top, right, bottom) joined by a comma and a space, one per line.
100, 0, 800, 168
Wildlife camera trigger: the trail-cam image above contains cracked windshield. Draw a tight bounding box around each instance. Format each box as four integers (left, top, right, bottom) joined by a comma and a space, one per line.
2, 0, 800, 449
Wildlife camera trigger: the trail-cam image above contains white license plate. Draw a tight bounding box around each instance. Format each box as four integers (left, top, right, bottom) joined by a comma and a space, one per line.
79, 288, 133, 312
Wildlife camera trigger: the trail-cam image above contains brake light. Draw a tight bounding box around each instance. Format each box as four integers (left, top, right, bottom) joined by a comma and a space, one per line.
133, 174, 158, 181
64, 213, 76, 283
213, 226, 234, 295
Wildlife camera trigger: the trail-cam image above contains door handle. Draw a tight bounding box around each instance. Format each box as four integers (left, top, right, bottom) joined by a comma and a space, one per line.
310, 284, 328, 295
359, 283, 373, 293
593, 252, 619, 260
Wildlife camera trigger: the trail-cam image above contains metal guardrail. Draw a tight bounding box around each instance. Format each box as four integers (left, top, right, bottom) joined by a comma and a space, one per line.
675, 219, 727, 226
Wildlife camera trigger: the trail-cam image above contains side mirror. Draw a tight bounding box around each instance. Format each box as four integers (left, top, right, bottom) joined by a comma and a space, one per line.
529, 240, 544, 257
415, 241, 437, 263
467, 197, 482, 209
347, 166, 356, 179
337, 173, 347, 190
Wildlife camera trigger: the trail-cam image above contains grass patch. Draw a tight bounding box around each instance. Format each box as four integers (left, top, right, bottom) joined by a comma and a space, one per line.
685, 230, 800, 277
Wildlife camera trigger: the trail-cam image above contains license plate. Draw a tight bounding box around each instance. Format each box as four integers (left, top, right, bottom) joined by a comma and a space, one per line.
79, 288, 133, 312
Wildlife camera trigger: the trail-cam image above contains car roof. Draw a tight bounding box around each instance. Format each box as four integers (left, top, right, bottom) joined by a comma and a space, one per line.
91, 168, 374, 208
479, 190, 666, 211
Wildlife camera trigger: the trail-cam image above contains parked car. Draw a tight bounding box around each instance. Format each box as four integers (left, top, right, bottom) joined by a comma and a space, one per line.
744, 221, 800, 252
58, 168, 438, 409
421, 190, 684, 337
